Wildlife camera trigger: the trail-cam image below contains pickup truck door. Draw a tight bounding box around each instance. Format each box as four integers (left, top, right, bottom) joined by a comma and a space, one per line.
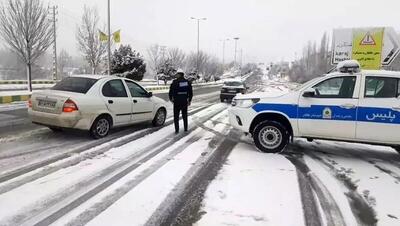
298, 76, 359, 139
356, 76, 400, 144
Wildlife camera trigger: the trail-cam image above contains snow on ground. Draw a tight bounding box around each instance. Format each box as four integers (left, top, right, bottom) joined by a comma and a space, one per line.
0, 103, 227, 225
0, 102, 28, 113
196, 142, 304, 226
298, 139, 400, 225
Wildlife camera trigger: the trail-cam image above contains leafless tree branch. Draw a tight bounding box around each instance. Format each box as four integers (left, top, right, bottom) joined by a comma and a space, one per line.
76, 5, 107, 74
0, 0, 53, 90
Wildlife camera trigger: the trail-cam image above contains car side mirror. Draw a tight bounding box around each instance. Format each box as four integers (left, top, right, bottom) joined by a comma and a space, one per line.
148, 92, 153, 97
302, 88, 316, 98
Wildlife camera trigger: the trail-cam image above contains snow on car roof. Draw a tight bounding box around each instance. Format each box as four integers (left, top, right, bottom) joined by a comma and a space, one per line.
223, 78, 243, 82
362, 70, 400, 76
328, 69, 400, 77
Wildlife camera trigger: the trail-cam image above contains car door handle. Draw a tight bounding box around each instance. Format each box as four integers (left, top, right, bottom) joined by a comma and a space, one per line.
392, 106, 400, 112
133, 100, 137, 103
340, 104, 356, 109
108, 100, 114, 104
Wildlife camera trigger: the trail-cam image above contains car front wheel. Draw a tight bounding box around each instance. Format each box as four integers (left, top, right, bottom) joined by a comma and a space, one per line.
152, 108, 166, 127
90, 116, 111, 139
253, 120, 289, 153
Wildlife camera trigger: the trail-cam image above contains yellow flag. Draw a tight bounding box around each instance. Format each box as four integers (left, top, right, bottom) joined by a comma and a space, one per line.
113, 30, 121, 43
99, 30, 108, 42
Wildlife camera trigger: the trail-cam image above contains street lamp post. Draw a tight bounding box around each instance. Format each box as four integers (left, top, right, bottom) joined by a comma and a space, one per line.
107, 0, 111, 75
240, 48, 243, 68
233, 37, 240, 68
191, 17, 207, 76
220, 38, 230, 65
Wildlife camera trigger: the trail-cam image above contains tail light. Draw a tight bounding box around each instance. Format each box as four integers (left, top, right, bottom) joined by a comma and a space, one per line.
28, 98, 32, 108
63, 99, 78, 113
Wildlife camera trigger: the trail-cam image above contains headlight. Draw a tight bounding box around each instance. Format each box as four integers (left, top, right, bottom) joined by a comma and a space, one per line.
232, 98, 260, 108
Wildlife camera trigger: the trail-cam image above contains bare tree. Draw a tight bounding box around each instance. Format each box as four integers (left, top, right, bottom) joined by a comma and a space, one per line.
146, 44, 163, 74
185, 51, 210, 76
168, 47, 186, 69
203, 56, 223, 82
76, 6, 107, 74
0, 0, 53, 91
58, 49, 72, 77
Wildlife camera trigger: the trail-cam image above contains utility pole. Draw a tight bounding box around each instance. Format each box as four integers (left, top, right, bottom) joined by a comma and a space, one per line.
50, 6, 58, 80
107, 0, 111, 75
190, 17, 207, 76
220, 38, 229, 65
233, 37, 240, 68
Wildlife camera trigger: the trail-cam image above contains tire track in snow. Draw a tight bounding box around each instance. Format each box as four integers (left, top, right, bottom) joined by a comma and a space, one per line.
145, 129, 239, 226
51, 133, 205, 226
5, 105, 227, 226
0, 105, 210, 191
285, 153, 346, 226
291, 145, 378, 226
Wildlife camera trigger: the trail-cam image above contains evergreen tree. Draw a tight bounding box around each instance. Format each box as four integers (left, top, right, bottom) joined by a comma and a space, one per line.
111, 45, 146, 81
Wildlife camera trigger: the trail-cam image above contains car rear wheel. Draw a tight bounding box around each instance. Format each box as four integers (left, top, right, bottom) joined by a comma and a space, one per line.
253, 120, 289, 153
152, 108, 166, 127
90, 116, 111, 139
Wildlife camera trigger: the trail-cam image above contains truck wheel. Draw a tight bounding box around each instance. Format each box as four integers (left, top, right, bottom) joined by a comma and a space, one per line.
90, 115, 111, 139
253, 120, 289, 153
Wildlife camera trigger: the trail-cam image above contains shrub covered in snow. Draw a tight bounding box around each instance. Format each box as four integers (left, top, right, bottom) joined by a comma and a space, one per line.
111, 45, 146, 81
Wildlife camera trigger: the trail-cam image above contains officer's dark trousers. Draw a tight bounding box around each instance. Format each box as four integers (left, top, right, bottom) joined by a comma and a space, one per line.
173, 104, 188, 133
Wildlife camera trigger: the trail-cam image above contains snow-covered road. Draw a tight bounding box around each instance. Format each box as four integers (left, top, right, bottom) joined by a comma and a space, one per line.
0, 81, 399, 226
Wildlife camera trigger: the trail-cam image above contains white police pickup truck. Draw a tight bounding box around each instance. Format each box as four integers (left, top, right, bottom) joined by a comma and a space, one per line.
229, 60, 400, 153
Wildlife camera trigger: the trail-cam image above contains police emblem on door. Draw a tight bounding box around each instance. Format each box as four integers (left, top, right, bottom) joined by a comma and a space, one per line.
323, 107, 332, 119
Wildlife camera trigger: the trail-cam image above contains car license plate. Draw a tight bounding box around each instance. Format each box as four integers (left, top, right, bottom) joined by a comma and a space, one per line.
38, 100, 56, 108
228, 90, 236, 93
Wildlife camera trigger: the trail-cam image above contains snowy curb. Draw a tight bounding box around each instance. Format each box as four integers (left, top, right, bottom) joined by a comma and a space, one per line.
0, 94, 31, 104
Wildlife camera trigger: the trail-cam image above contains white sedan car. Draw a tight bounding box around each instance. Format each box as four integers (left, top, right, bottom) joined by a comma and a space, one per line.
28, 75, 167, 138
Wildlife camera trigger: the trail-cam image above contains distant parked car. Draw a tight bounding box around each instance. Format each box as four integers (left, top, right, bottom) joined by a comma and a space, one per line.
220, 80, 248, 102
28, 75, 167, 138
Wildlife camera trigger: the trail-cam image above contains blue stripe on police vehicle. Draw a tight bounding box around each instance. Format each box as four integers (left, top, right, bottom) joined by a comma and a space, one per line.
252, 103, 399, 124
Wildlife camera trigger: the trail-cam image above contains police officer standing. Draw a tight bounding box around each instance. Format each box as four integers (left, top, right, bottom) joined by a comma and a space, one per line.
169, 69, 193, 134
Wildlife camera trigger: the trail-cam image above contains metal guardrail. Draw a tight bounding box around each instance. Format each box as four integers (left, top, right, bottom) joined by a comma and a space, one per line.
0, 80, 58, 85
0, 83, 222, 104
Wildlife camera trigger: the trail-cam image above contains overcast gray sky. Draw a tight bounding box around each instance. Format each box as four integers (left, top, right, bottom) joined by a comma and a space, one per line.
53, 0, 400, 64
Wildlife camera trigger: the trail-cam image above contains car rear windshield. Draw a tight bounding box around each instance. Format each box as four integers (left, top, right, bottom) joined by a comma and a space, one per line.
52, 77, 98, 94
224, 81, 243, 87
